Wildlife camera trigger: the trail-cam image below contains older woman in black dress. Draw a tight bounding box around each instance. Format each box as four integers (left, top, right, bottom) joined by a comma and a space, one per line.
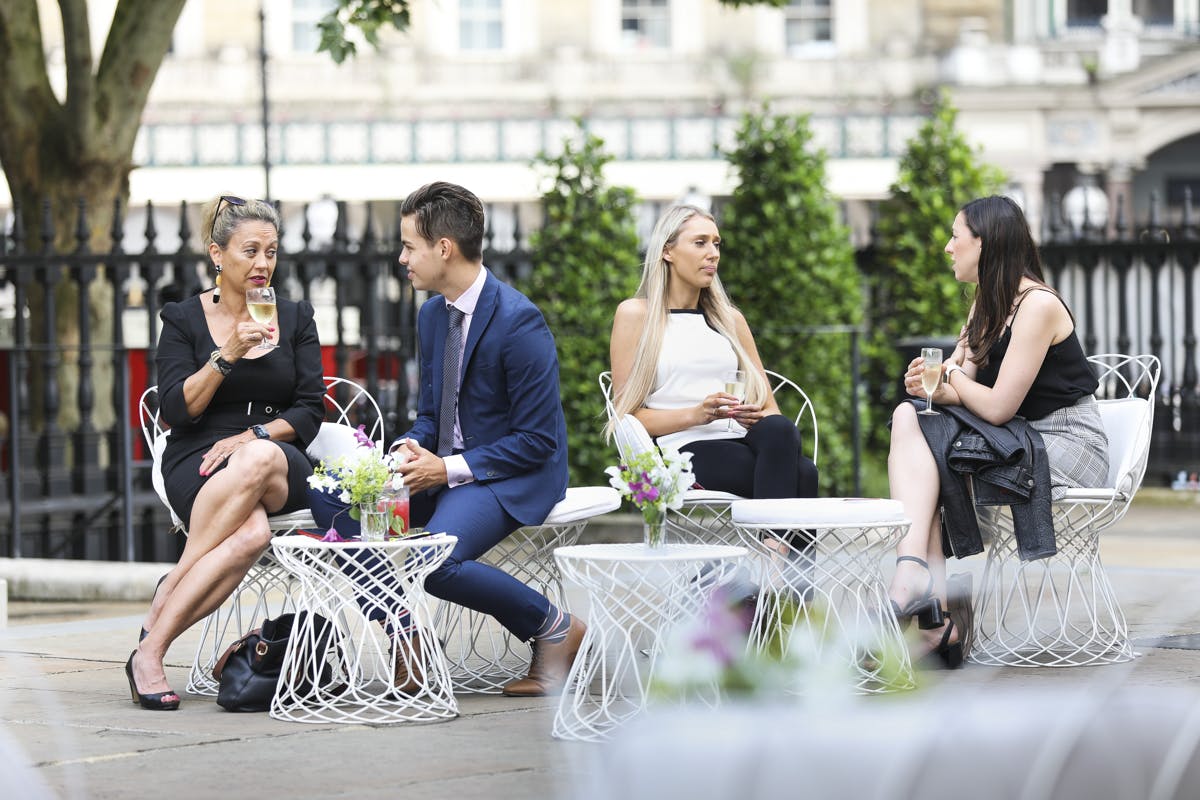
126, 196, 324, 710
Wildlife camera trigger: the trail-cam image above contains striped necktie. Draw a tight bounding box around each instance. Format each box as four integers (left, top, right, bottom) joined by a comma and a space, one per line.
437, 305, 465, 456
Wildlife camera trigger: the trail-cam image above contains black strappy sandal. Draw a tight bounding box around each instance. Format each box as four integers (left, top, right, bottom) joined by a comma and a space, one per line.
915, 615, 964, 670
890, 555, 945, 631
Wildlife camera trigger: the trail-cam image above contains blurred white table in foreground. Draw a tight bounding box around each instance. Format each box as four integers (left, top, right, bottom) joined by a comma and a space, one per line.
552, 542, 747, 742
731, 497, 914, 693
581, 686, 1200, 800
269, 534, 458, 724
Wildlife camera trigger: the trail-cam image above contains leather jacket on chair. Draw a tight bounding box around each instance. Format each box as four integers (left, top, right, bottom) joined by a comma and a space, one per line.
906, 399, 1056, 562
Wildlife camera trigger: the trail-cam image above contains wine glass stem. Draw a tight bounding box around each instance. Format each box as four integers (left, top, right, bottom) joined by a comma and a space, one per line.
926, 392, 933, 413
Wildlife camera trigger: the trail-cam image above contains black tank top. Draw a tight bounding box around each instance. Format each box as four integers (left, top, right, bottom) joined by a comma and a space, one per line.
974, 289, 1099, 420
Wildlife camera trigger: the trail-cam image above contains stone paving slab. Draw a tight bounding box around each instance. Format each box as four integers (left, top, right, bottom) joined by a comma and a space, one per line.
2, 498, 1199, 799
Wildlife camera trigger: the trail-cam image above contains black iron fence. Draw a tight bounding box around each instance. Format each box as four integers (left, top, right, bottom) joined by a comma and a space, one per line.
1, 194, 1197, 562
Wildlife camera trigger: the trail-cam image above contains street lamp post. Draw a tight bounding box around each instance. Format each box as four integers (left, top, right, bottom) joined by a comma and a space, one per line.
259, 2, 272, 202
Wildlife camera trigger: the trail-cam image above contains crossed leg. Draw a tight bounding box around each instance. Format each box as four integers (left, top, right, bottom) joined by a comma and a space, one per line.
887, 402, 958, 652
131, 441, 292, 696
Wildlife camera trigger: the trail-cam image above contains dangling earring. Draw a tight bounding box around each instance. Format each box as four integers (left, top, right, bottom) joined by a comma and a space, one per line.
212, 265, 222, 304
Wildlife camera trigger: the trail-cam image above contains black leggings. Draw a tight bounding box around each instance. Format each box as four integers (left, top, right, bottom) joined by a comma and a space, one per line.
680, 414, 818, 500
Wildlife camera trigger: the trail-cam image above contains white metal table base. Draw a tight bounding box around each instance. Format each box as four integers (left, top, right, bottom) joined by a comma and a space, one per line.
269, 536, 459, 724
551, 543, 747, 742
734, 520, 915, 694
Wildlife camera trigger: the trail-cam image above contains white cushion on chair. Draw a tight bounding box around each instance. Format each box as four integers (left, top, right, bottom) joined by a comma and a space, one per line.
613, 415, 657, 462
1097, 398, 1149, 490
732, 497, 906, 526
543, 487, 622, 525
307, 422, 364, 461
684, 489, 744, 503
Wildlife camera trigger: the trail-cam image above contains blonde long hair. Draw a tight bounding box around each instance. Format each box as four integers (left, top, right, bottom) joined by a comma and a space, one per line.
611, 205, 770, 426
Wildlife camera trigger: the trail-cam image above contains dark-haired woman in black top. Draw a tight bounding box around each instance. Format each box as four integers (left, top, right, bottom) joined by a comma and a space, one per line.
126, 196, 323, 710
886, 195, 1108, 668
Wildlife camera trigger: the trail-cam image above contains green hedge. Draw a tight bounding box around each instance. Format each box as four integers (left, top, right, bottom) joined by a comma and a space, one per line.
862, 92, 1005, 455
520, 127, 642, 485
720, 109, 865, 495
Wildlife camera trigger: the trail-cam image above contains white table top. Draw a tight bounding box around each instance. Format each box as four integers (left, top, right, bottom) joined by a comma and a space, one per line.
555, 542, 746, 563
272, 533, 458, 552
732, 497, 908, 527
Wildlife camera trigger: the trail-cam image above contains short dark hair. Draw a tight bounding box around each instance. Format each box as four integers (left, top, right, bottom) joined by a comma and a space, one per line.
399, 182, 485, 262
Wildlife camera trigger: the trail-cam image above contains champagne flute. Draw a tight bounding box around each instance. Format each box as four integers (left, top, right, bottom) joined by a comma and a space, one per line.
723, 369, 746, 431
918, 347, 943, 415
245, 287, 277, 351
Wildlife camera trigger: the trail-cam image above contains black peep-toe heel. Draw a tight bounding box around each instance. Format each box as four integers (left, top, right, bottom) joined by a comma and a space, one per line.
125, 651, 181, 711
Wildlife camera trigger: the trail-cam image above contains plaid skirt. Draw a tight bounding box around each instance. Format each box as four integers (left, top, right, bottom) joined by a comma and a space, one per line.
1030, 394, 1109, 500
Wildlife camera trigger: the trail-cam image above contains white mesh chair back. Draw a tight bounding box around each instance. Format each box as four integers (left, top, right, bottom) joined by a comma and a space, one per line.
763, 369, 819, 466
1087, 354, 1160, 498
138, 386, 183, 529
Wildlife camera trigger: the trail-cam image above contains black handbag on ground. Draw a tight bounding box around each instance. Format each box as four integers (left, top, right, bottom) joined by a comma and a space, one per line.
213, 612, 339, 712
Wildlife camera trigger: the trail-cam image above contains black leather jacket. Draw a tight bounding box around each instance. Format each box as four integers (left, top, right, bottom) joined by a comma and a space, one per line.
907, 399, 1056, 562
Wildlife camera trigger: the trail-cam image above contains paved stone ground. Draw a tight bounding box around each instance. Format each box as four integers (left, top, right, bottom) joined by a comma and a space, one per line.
1, 491, 1198, 799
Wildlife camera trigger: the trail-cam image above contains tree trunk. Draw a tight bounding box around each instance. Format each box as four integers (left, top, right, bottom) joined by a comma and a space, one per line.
1, 0, 185, 440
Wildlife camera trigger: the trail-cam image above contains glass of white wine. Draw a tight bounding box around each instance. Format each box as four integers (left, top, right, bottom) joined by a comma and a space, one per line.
919, 347, 943, 415
723, 369, 746, 431
245, 286, 277, 351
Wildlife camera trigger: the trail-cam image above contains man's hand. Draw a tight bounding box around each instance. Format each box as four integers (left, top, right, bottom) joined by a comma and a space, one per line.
395, 439, 447, 493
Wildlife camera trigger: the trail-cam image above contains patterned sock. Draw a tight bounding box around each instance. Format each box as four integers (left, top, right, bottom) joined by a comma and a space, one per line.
533, 607, 571, 644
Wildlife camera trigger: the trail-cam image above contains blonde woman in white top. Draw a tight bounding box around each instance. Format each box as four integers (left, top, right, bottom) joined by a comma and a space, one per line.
609, 205, 818, 504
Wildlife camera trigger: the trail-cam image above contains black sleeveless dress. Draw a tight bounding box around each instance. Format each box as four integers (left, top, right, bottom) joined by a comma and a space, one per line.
156, 292, 325, 527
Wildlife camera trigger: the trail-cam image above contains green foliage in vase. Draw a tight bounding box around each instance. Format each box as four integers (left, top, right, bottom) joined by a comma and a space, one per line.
522, 124, 642, 485
863, 91, 1005, 454
720, 109, 864, 495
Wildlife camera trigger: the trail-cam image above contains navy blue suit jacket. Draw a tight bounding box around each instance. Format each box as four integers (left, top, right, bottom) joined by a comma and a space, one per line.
396, 269, 568, 526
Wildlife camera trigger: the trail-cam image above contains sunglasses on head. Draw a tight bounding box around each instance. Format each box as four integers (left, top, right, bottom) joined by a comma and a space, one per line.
210, 195, 246, 243
210, 195, 272, 243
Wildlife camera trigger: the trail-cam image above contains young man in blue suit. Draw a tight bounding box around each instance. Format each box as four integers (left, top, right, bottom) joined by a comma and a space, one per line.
388, 181, 583, 697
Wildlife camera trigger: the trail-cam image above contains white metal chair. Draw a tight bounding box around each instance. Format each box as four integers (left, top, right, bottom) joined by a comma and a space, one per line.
598, 369, 819, 546
138, 376, 384, 695
969, 354, 1161, 667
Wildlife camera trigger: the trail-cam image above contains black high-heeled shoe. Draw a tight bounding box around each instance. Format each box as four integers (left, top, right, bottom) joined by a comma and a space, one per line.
125, 651, 180, 710
139, 574, 168, 643
890, 555, 945, 630
915, 616, 963, 670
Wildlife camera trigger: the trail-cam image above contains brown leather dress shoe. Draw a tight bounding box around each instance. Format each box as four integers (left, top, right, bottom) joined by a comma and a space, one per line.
502, 616, 586, 697
392, 629, 427, 695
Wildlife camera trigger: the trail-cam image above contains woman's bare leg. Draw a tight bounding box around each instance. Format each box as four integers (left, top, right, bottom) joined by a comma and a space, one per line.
887, 403, 958, 651
132, 443, 290, 694
142, 442, 290, 633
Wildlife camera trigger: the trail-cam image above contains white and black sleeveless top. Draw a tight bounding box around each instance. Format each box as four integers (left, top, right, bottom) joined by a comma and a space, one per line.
646, 309, 746, 451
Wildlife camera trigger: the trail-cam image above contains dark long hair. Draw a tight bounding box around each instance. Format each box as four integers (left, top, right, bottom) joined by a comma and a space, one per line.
961, 195, 1048, 366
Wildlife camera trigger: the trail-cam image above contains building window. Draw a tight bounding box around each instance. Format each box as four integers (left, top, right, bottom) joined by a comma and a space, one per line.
292, 0, 336, 53
1133, 0, 1173, 25
460, 0, 504, 50
622, 0, 670, 50
1067, 0, 1106, 27
785, 0, 833, 49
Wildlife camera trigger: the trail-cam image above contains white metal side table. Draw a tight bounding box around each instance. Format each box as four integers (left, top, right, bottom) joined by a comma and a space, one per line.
551, 542, 747, 742
269, 534, 459, 724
